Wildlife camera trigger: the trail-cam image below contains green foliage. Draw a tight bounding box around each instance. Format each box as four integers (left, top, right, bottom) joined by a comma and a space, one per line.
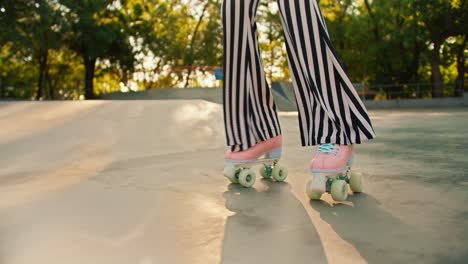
257, 1, 289, 82
0, 0, 466, 99
58, 0, 135, 98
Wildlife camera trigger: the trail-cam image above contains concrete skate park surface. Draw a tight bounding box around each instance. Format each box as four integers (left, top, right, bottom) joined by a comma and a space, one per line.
0, 100, 467, 264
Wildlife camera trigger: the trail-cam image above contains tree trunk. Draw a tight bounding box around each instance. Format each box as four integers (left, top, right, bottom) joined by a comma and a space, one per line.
363, 0, 379, 42
431, 40, 443, 98
455, 36, 467, 97
268, 14, 275, 82
84, 56, 97, 99
338, 1, 351, 51
46, 70, 54, 99
363, 0, 393, 82
0, 77, 5, 98
36, 72, 44, 100
35, 51, 48, 100
184, 1, 210, 88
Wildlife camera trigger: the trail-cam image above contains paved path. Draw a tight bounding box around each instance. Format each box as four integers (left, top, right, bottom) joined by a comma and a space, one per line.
0, 101, 467, 264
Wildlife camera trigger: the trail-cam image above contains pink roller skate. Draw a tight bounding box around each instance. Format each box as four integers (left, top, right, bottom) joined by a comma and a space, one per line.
306, 144, 363, 201
223, 135, 288, 187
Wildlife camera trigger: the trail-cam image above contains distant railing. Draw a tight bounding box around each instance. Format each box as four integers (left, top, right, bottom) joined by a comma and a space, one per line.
211, 68, 466, 100
354, 82, 467, 100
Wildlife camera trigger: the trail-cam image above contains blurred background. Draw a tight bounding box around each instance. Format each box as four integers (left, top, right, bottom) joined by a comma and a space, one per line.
0, 0, 466, 100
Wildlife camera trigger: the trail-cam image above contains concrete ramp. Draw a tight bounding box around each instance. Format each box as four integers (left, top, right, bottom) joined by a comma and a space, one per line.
101, 86, 468, 111
1, 101, 467, 263
271, 82, 298, 111
101, 84, 299, 111
101, 88, 223, 104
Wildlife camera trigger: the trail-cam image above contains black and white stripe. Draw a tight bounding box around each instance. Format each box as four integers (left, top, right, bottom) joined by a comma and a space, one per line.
223, 0, 375, 151
223, 0, 282, 151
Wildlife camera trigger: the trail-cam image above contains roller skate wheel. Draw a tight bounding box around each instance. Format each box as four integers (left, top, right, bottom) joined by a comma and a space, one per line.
349, 171, 363, 193
259, 165, 272, 179
223, 165, 239, 184
272, 165, 288, 182
306, 180, 323, 200
330, 180, 348, 201
238, 169, 256, 188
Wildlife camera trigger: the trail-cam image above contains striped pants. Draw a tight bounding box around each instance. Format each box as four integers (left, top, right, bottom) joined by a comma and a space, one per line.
222, 0, 376, 151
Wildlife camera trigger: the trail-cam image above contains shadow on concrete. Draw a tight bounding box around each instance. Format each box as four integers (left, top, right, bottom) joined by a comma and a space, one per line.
310, 193, 463, 264
221, 180, 327, 264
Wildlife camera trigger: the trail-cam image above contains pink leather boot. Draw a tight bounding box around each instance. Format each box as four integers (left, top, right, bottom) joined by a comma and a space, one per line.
307, 143, 361, 201
225, 135, 283, 163
223, 135, 287, 187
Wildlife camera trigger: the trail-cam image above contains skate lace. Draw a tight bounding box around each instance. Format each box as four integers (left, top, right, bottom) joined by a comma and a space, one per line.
318, 143, 339, 155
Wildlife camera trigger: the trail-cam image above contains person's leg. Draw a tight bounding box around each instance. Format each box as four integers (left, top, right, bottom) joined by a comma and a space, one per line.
277, 0, 375, 200
223, 0, 281, 152
277, 0, 375, 146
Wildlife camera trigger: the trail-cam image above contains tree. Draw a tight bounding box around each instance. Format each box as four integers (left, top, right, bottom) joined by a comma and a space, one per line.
60, 0, 134, 99
257, 0, 288, 82
0, 0, 465, 99
126, 0, 192, 89
454, 35, 467, 96
415, 0, 468, 97
0, 0, 34, 98
28, 1, 62, 100
357, 0, 427, 84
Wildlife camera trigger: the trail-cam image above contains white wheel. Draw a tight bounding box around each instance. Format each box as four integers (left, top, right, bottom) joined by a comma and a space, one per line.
238, 169, 256, 188
330, 180, 348, 201
349, 171, 363, 193
272, 165, 288, 182
306, 180, 323, 200
223, 165, 239, 184
260, 165, 272, 179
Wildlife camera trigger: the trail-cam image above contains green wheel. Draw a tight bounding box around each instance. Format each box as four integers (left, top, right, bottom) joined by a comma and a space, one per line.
306, 180, 322, 200
239, 169, 256, 188
330, 180, 348, 201
260, 165, 272, 179
349, 171, 363, 193
223, 166, 239, 184
272, 165, 288, 182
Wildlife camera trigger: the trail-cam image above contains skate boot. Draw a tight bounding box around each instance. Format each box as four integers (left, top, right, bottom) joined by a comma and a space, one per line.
223, 135, 288, 188
306, 144, 363, 201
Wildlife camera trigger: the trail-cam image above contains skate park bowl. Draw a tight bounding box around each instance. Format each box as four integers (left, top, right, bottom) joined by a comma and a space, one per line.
0, 99, 467, 263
